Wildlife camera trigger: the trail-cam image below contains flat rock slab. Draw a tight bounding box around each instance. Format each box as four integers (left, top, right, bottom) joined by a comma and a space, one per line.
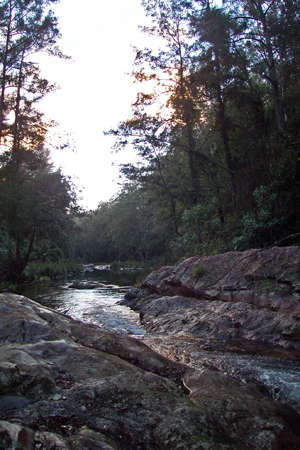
123, 247, 300, 350
142, 247, 300, 298
143, 333, 300, 415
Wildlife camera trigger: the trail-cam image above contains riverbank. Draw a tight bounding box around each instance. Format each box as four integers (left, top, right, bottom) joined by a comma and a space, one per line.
122, 246, 300, 422
124, 246, 300, 351
1, 291, 300, 449
14, 278, 146, 336
1, 246, 300, 449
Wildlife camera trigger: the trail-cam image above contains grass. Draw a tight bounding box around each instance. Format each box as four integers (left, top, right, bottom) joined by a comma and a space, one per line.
24, 260, 83, 281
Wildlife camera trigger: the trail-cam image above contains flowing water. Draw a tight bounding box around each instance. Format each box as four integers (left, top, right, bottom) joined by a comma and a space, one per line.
183, 348, 300, 414
18, 275, 300, 414
19, 275, 146, 336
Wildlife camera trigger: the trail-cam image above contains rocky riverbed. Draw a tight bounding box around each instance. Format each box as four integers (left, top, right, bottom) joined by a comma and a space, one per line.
122, 246, 300, 447
1, 246, 300, 449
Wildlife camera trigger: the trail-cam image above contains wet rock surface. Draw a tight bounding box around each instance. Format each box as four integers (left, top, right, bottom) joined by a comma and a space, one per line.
121, 247, 300, 447
142, 334, 300, 415
0, 292, 299, 449
1, 247, 300, 449
123, 246, 300, 350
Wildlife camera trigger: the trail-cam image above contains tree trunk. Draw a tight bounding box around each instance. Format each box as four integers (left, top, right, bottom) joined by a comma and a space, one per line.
214, 49, 238, 208
0, 0, 13, 140
12, 47, 25, 162
255, 1, 286, 135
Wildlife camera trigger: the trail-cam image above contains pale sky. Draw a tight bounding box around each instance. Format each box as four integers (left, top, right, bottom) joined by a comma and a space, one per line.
38, 0, 148, 210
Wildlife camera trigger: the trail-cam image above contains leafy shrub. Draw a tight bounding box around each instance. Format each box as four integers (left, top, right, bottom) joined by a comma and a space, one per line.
24, 261, 82, 281
192, 263, 205, 278
232, 185, 282, 250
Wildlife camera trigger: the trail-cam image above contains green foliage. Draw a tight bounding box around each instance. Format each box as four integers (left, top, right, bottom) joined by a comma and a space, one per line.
0, 151, 78, 280
192, 263, 205, 278
24, 261, 82, 281
232, 185, 282, 250
169, 199, 231, 258
74, 184, 172, 264
0, 1, 78, 281
170, 232, 201, 260
0, 281, 17, 292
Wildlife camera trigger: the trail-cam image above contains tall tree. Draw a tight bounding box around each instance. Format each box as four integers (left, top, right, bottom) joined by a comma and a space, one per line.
0, 149, 76, 280
0, 0, 79, 280
106, 0, 300, 260
0, 0, 59, 140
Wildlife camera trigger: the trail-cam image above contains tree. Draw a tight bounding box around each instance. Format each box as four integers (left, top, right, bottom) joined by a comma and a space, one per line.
0, 149, 77, 280
0, 0, 59, 140
0, 0, 78, 280
106, 0, 300, 260
223, 0, 300, 234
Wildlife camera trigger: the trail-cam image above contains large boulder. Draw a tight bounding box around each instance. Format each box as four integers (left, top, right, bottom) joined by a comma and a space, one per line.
142, 246, 300, 304
1, 293, 300, 449
120, 247, 300, 423
123, 247, 300, 350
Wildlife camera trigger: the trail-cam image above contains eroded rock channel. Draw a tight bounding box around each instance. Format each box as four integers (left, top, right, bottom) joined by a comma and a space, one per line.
1, 246, 300, 449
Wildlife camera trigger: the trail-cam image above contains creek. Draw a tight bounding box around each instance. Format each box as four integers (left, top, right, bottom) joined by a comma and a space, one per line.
17, 272, 300, 415
19, 271, 146, 336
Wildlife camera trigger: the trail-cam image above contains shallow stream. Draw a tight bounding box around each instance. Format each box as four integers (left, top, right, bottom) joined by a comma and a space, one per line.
18, 275, 300, 415
19, 275, 146, 336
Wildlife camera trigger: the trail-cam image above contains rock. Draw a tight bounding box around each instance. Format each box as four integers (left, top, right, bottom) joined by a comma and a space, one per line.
142, 247, 300, 304
123, 247, 300, 420
69, 427, 117, 449
82, 264, 111, 273
182, 369, 300, 450
132, 247, 300, 349
1, 293, 300, 448
143, 334, 300, 415
137, 293, 300, 349
0, 420, 34, 449
122, 287, 140, 303
0, 395, 31, 411
82, 264, 95, 273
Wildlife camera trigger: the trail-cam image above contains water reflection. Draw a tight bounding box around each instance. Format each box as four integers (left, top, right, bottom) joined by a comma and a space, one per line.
56, 286, 145, 335
19, 278, 145, 336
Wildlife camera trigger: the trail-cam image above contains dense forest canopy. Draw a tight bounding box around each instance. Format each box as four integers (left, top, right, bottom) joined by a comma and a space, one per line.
75, 0, 300, 264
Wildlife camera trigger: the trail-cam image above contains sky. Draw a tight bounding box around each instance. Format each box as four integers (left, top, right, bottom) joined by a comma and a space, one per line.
38, 0, 149, 210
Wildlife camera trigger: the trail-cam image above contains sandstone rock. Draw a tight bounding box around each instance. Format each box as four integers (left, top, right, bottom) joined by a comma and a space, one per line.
129, 247, 300, 350
137, 293, 300, 349
142, 247, 300, 308
0, 420, 34, 449
183, 369, 300, 450
122, 247, 300, 430
1, 293, 300, 449
123, 287, 140, 301
143, 334, 300, 415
